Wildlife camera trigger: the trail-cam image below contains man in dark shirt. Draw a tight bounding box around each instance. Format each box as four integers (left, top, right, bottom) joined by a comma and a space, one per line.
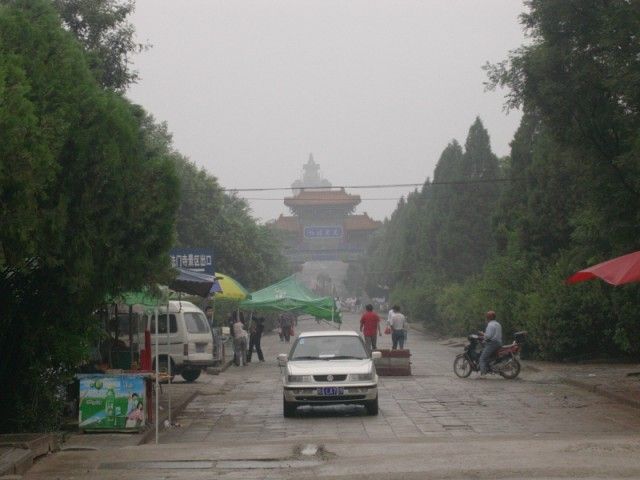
247, 316, 265, 362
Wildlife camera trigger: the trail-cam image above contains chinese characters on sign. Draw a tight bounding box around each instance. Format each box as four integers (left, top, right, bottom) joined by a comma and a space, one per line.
169, 248, 214, 275
303, 226, 343, 239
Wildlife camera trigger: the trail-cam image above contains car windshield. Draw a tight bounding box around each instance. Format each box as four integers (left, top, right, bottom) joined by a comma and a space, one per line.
184, 312, 210, 333
290, 335, 367, 360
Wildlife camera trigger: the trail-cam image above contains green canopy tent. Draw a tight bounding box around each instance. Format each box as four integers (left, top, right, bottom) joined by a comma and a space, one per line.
240, 275, 341, 323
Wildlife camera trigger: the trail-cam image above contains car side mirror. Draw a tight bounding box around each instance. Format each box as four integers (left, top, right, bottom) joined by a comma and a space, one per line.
277, 353, 288, 367
371, 351, 382, 360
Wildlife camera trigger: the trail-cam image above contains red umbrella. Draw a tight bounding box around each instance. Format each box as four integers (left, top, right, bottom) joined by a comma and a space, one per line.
566, 251, 640, 286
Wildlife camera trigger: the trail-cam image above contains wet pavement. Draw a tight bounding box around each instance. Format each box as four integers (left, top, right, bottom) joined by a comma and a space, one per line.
158, 313, 640, 444
22, 312, 640, 479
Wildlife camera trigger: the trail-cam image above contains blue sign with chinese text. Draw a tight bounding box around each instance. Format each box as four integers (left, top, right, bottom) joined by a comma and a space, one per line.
169, 248, 214, 275
303, 226, 343, 239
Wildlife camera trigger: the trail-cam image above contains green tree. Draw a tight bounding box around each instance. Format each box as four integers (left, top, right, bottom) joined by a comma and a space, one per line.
0, 0, 178, 432
363, 118, 501, 327
166, 147, 288, 290
485, 0, 640, 253
53, 0, 147, 91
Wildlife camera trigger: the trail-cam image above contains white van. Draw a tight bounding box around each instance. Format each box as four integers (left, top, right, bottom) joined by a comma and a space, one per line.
144, 301, 214, 382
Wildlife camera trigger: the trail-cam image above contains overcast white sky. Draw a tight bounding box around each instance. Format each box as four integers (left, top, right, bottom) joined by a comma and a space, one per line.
127, 0, 526, 223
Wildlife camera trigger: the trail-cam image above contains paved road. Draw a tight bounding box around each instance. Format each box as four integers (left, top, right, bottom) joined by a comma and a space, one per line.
26, 313, 640, 479
161, 313, 640, 444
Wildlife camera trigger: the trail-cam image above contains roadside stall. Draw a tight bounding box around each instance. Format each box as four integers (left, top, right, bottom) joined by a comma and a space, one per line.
80, 271, 224, 441
78, 289, 163, 434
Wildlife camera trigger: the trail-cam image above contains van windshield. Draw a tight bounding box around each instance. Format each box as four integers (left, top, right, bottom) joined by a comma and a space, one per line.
184, 312, 209, 333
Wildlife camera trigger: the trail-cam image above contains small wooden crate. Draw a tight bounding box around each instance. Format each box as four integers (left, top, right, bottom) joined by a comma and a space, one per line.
374, 349, 411, 376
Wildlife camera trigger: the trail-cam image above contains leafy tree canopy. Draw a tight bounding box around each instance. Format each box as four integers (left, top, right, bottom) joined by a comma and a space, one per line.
0, 0, 177, 432
53, 0, 147, 91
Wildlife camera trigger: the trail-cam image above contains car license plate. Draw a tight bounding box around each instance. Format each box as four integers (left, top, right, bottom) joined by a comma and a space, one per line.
317, 387, 344, 396
196, 343, 205, 353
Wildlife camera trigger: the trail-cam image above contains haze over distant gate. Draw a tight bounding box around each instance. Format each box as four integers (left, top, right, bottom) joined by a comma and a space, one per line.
269, 154, 380, 265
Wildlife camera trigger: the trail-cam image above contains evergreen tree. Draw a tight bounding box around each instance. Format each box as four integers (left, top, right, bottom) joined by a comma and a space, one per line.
0, 0, 178, 432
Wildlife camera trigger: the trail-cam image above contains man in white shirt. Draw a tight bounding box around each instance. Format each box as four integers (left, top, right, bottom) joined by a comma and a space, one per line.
389, 305, 407, 350
479, 310, 502, 375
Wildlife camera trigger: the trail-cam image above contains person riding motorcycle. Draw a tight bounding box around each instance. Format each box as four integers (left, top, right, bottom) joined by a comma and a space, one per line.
479, 310, 502, 375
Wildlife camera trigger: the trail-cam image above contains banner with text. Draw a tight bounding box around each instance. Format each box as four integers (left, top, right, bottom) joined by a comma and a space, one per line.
170, 248, 214, 275
303, 226, 343, 239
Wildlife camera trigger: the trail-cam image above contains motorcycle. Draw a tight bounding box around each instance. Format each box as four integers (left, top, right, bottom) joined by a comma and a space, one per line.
453, 331, 527, 379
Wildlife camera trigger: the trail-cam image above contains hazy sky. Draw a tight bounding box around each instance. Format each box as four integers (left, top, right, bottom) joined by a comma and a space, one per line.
127, 0, 526, 222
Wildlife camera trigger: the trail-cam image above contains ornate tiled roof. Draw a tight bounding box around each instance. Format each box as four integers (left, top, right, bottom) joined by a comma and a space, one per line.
271, 215, 299, 232
343, 214, 382, 231
284, 188, 361, 207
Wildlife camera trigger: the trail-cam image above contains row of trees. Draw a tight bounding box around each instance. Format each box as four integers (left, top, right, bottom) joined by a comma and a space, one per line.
361, 0, 640, 361
0, 0, 286, 432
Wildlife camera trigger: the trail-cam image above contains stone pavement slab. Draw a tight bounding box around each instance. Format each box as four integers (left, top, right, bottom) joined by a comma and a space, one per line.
0, 446, 33, 477
10, 312, 640, 478
156, 312, 640, 448
424, 326, 640, 411
527, 360, 640, 409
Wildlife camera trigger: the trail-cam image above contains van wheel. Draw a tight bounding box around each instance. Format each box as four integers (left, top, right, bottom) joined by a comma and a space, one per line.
181, 368, 201, 382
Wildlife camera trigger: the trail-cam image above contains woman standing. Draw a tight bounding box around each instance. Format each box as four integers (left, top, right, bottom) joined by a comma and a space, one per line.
232, 313, 249, 366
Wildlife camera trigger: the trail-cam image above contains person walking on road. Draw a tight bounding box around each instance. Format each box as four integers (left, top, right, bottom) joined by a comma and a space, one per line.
279, 312, 293, 343
479, 310, 502, 375
233, 314, 249, 366
389, 305, 407, 350
360, 304, 381, 354
247, 316, 265, 362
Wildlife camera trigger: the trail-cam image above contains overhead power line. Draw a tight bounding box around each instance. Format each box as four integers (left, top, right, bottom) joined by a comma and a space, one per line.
221, 177, 518, 193
242, 192, 503, 201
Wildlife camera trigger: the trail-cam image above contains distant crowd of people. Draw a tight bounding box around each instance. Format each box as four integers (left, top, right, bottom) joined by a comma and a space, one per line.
217, 301, 501, 373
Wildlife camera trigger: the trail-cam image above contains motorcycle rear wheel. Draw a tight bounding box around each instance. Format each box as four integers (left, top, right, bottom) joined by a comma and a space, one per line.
498, 358, 521, 379
453, 354, 472, 378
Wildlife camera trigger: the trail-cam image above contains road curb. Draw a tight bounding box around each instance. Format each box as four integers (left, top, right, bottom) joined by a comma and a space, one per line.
137, 389, 200, 445
560, 377, 640, 410
0, 434, 60, 476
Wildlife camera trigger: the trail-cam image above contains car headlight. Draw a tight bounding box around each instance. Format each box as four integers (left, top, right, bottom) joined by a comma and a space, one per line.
350, 372, 374, 381
287, 375, 313, 383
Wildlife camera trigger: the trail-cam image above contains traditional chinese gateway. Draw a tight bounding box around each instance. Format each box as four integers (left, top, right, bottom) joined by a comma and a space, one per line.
269, 155, 381, 264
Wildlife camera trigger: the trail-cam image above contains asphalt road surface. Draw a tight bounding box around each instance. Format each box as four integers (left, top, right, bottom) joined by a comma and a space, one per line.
27, 313, 640, 479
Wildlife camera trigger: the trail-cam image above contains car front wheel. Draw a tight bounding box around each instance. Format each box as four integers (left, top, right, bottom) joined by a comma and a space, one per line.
283, 396, 297, 418
363, 395, 379, 416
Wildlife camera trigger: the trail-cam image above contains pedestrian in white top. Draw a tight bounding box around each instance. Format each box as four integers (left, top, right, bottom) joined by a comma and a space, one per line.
389, 305, 407, 350
233, 316, 249, 366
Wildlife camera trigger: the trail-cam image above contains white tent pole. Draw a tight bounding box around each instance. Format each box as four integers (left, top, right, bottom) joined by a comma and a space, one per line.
154, 307, 159, 445
166, 300, 171, 426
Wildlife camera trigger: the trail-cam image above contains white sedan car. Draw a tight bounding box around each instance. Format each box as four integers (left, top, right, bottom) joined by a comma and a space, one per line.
278, 330, 380, 417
